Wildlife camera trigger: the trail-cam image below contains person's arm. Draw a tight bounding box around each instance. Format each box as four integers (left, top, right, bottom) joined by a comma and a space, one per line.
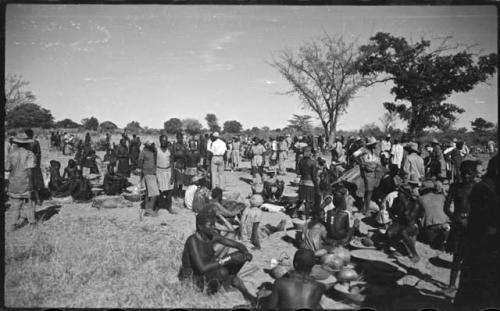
216, 204, 241, 218
212, 233, 249, 254
312, 162, 319, 189
251, 222, 261, 249
186, 237, 224, 274
217, 214, 235, 232
265, 280, 281, 309
443, 185, 454, 219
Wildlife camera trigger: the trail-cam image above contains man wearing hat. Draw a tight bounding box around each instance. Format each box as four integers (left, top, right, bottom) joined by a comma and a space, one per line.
208, 132, 227, 190
402, 142, 425, 183
359, 136, 381, 215
418, 179, 450, 250
5, 132, 37, 231
428, 138, 446, 180
380, 134, 392, 168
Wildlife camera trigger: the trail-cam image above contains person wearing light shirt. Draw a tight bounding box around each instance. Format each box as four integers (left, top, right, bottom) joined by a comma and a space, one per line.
209, 132, 227, 189
390, 139, 404, 169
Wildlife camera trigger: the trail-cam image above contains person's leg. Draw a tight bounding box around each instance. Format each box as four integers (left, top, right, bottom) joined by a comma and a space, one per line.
6, 198, 22, 231
363, 188, 373, 215
401, 226, 419, 262
449, 235, 464, 288
217, 157, 225, 190
211, 158, 217, 189
24, 198, 36, 225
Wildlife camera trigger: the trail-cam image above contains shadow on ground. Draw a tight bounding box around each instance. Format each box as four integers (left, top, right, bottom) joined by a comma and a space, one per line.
35, 204, 62, 222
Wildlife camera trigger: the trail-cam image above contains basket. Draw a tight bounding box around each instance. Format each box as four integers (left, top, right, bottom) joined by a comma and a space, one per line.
310, 265, 331, 281
123, 193, 143, 202
333, 282, 367, 305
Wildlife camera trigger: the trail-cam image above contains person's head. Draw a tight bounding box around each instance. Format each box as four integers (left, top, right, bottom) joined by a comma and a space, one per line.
24, 128, 34, 139
211, 187, 223, 202
120, 138, 126, 146
293, 249, 315, 275
50, 160, 60, 170
456, 141, 464, 150
68, 159, 76, 168
366, 137, 378, 150
176, 131, 184, 143
460, 160, 478, 183
107, 163, 115, 174
196, 211, 216, 239
385, 134, 391, 141
388, 164, 399, 176
303, 146, 312, 157
317, 157, 326, 167
159, 135, 168, 148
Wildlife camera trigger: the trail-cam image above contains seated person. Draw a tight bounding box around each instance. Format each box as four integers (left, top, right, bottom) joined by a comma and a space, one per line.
265, 249, 326, 310
262, 176, 285, 202
48, 160, 65, 194
240, 194, 286, 250
178, 212, 256, 305
418, 180, 450, 250
202, 188, 241, 219
300, 220, 329, 257
324, 191, 360, 247
192, 177, 210, 213
373, 163, 402, 203
88, 149, 100, 175
184, 175, 202, 210
103, 163, 129, 195
62, 159, 79, 181
386, 179, 424, 263
59, 169, 94, 202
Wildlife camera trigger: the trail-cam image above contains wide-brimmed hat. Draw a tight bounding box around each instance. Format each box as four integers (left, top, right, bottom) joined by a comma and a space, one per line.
192, 175, 205, 183
143, 139, 153, 146
213, 132, 219, 137
12, 133, 33, 144
386, 134, 391, 138
366, 136, 378, 146
408, 142, 419, 153
431, 138, 439, 144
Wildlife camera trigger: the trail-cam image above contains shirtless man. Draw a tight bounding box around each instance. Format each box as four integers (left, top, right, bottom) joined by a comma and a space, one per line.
444, 160, 478, 290
266, 249, 325, 309
324, 189, 360, 247
178, 212, 256, 304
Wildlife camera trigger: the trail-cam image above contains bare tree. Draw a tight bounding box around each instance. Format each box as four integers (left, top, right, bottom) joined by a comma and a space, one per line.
270, 34, 374, 145
5, 74, 37, 114
379, 111, 398, 133
287, 114, 313, 135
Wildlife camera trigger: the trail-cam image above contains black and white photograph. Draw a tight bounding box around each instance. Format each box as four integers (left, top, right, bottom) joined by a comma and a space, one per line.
3, 2, 499, 309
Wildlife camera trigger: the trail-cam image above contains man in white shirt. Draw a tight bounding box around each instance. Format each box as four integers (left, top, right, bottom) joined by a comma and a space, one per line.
208, 132, 227, 189
390, 138, 404, 169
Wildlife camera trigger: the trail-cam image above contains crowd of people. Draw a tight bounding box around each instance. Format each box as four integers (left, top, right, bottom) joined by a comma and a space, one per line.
4, 128, 498, 309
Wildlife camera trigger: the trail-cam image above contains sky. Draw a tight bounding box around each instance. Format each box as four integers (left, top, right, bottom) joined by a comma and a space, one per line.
5, 5, 498, 131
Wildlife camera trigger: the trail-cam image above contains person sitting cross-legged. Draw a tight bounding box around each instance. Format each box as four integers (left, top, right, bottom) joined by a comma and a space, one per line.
178, 212, 257, 305
265, 249, 326, 309
103, 163, 129, 196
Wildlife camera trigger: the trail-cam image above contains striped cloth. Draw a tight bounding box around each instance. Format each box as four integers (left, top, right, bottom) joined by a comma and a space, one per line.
156, 167, 173, 191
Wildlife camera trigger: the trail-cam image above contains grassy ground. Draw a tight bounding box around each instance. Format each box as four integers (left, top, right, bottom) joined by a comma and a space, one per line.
4, 136, 494, 308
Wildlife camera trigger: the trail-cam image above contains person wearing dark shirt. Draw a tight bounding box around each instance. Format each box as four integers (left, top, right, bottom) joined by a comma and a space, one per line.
444, 160, 478, 290
293, 147, 319, 220
48, 160, 65, 195
265, 249, 325, 310
116, 139, 130, 178
129, 134, 141, 171
373, 164, 402, 203
25, 129, 44, 205
178, 212, 256, 304
454, 155, 499, 308
172, 132, 188, 198
103, 163, 129, 195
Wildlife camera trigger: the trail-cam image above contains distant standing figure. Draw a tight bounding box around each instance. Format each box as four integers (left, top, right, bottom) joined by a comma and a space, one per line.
25, 129, 44, 205
231, 138, 241, 171
129, 134, 141, 171
208, 132, 227, 190
5, 133, 37, 231
116, 139, 130, 178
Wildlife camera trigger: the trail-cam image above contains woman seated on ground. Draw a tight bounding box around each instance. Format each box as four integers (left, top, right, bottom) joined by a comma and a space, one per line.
300, 220, 330, 258
58, 169, 94, 202
239, 194, 286, 250
103, 163, 129, 195
178, 212, 256, 305
48, 160, 66, 195
191, 177, 211, 213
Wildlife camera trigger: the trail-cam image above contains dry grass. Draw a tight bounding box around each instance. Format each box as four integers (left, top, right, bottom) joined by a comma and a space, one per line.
4, 206, 246, 308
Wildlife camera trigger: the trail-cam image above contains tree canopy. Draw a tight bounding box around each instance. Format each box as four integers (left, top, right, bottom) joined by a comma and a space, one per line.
7, 103, 54, 129
164, 118, 183, 134
81, 117, 99, 131
271, 34, 374, 144
223, 120, 243, 133
55, 118, 81, 129
124, 121, 143, 133
5, 75, 37, 114
471, 117, 495, 133
99, 121, 118, 131
183, 118, 203, 135
287, 114, 313, 135
205, 113, 221, 133
358, 32, 498, 137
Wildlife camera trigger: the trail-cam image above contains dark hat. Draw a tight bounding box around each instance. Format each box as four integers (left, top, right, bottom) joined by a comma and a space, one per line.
12, 132, 34, 144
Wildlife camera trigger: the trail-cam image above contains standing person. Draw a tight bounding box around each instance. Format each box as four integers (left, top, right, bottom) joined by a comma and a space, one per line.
171, 132, 188, 198
199, 133, 209, 169
105, 133, 111, 151
277, 136, 288, 175
265, 249, 325, 310
185, 137, 201, 185
449, 141, 465, 183
5, 133, 37, 231
129, 134, 141, 171
231, 137, 241, 171
156, 135, 175, 213
138, 140, 160, 217
24, 129, 44, 205
116, 138, 130, 178
208, 132, 227, 190
358, 137, 381, 215
224, 139, 232, 171
294, 137, 308, 173
390, 138, 404, 169
317, 135, 324, 154
270, 137, 278, 167
250, 138, 266, 178
293, 147, 318, 220
380, 134, 392, 168
428, 138, 447, 180
178, 212, 256, 304
444, 160, 478, 291
487, 139, 496, 154
401, 142, 425, 182
454, 155, 499, 309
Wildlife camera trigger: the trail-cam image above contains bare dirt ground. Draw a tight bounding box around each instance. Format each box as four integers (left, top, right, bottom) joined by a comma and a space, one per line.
5, 137, 491, 309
